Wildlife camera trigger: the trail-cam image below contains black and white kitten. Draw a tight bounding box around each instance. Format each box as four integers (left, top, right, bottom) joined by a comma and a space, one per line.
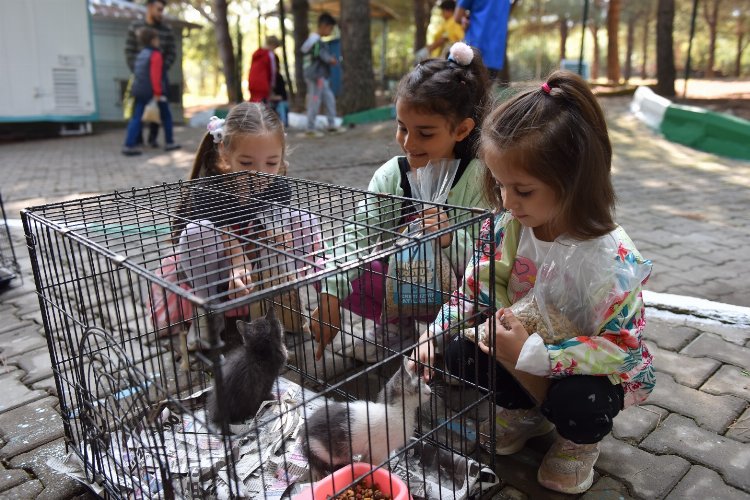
302, 357, 432, 478
206, 307, 287, 427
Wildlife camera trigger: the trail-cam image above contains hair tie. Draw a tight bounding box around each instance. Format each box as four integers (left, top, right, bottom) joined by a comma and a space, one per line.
207, 116, 225, 144
447, 42, 474, 66
541, 82, 551, 94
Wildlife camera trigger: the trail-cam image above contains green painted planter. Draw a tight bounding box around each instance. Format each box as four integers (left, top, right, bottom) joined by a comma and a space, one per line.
342, 105, 395, 125
661, 104, 750, 161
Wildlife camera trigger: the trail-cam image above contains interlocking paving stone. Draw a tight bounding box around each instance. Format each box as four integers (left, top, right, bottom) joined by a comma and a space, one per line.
0, 397, 64, 459
646, 372, 745, 433
31, 375, 59, 397
0, 370, 46, 414
641, 317, 700, 351
649, 343, 720, 388
0, 462, 29, 493
701, 365, 750, 400
597, 435, 690, 499
640, 413, 750, 491
14, 346, 54, 385
0, 479, 44, 499
665, 465, 750, 500
0, 315, 34, 337
0, 323, 47, 358
581, 476, 635, 500
727, 406, 750, 443
682, 332, 750, 368
9, 438, 88, 500
612, 405, 669, 443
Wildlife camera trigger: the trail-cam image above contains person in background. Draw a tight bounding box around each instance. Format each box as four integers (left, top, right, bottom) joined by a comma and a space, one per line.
122, 28, 179, 156
455, 0, 511, 83
427, 1, 464, 58
301, 12, 340, 137
248, 35, 282, 104
125, 0, 177, 149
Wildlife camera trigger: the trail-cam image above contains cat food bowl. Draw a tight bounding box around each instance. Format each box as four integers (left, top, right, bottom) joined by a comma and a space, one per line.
293, 462, 411, 500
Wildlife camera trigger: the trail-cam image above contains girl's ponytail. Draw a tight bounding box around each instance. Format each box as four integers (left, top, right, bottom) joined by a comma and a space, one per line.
189, 132, 222, 180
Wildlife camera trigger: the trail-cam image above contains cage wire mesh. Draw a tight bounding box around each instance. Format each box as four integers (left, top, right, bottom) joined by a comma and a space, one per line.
1, 192, 21, 288
22, 171, 499, 499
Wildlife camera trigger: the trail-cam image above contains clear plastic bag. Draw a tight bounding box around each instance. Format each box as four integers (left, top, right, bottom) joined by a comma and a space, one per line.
506, 231, 652, 344
384, 159, 460, 318
142, 99, 161, 124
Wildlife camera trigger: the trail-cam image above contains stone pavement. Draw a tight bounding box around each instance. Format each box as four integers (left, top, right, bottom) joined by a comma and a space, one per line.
0, 96, 748, 499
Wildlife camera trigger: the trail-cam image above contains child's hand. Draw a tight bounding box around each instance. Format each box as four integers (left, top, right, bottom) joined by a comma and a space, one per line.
228, 257, 254, 299
421, 207, 452, 248
408, 331, 435, 382
478, 309, 529, 366
310, 293, 342, 360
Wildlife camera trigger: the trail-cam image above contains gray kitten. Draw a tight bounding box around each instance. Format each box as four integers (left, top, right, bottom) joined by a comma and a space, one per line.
207, 307, 287, 427
302, 357, 432, 478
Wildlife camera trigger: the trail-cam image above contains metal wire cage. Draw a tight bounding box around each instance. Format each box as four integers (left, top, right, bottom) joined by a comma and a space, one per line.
22, 171, 498, 499
1, 193, 21, 288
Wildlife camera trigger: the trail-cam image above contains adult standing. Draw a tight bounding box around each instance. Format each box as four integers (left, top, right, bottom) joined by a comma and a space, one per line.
125, 0, 178, 150
455, 0, 511, 82
248, 35, 282, 103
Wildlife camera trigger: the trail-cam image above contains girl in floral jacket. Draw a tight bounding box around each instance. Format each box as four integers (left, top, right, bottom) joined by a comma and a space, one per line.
412, 70, 654, 495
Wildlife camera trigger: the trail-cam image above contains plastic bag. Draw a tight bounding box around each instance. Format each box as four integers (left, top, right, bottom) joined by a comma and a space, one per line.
507, 231, 652, 344
142, 99, 161, 124
384, 159, 460, 318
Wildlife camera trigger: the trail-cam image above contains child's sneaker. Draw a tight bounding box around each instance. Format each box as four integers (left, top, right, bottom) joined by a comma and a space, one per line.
537, 436, 599, 494
304, 129, 325, 138
164, 143, 181, 151
478, 405, 554, 455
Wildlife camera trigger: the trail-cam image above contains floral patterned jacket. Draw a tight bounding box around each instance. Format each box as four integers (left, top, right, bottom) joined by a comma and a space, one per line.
429, 211, 655, 408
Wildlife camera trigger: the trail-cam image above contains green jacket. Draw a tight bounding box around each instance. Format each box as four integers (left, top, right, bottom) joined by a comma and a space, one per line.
321, 156, 489, 299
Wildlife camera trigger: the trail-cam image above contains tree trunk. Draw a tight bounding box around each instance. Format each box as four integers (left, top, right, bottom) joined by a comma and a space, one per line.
560, 17, 569, 62
589, 0, 601, 80
339, 0, 376, 114
590, 24, 600, 79
213, 0, 239, 103
641, 6, 651, 78
497, 0, 519, 87
655, 0, 676, 96
278, 0, 294, 100
292, 0, 309, 110
703, 0, 721, 77
606, 0, 621, 83
414, 0, 431, 52
624, 11, 636, 81
736, 11, 748, 77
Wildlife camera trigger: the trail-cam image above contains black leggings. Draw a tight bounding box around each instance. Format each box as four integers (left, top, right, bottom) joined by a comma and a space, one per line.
444, 336, 624, 444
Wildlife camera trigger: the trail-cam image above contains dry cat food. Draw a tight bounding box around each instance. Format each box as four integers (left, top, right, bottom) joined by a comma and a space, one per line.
329, 480, 392, 500
384, 242, 457, 318
464, 294, 583, 345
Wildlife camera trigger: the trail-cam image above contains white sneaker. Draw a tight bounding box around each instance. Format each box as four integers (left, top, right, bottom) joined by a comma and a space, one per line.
479, 405, 554, 455
351, 320, 415, 363
537, 436, 600, 494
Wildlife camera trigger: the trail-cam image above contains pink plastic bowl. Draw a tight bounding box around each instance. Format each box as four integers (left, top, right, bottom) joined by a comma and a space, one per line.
293, 462, 411, 500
